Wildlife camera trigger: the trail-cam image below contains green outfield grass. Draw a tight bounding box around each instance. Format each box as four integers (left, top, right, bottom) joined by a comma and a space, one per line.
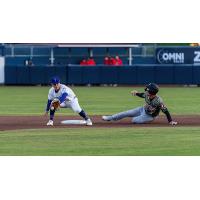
0, 127, 200, 155
0, 86, 200, 115
0, 86, 199, 155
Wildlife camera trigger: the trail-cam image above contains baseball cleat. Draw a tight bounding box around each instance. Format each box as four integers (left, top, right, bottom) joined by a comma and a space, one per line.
85, 118, 93, 126
47, 120, 54, 126
102, 115, 112, 121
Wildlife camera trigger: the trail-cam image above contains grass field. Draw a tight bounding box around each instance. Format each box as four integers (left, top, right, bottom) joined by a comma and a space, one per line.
0, 86, 200, 115
0, 86, 200, 155
0, 127, 200, 155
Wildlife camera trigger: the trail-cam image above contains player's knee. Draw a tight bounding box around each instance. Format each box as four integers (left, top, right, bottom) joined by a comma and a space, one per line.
73, 107, 82, 113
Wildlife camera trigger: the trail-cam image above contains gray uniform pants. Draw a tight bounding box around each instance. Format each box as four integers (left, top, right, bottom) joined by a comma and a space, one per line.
111, 106, 154, 124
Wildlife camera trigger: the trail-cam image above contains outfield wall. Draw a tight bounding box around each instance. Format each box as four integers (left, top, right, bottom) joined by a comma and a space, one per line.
4, 65, 200, 85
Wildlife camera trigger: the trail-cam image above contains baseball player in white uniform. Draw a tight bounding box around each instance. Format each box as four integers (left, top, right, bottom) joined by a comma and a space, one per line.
45, 77, 92, 126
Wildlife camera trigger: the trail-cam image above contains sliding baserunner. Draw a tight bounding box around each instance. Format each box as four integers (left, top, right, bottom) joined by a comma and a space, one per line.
102, 83, 177, 125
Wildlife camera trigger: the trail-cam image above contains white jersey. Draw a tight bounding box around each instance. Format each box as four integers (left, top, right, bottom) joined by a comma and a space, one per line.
48, 84, 76, 102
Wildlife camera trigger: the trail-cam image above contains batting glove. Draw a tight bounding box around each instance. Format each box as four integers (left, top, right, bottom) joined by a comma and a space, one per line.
131, 90, 138, 96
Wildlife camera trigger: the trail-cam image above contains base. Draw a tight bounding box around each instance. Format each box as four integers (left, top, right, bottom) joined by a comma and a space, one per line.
61, 120, 86, 125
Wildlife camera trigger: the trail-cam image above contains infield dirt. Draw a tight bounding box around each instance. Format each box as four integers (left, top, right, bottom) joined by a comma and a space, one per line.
0, 115, 199, 131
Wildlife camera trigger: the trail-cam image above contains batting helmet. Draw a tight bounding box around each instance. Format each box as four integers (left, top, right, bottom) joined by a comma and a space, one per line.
51, 76, 60, 85
145, 83, 159, 95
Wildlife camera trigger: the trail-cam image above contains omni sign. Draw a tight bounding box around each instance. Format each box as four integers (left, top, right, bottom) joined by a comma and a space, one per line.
162, 53, 184, 63
157, 49, 184, 64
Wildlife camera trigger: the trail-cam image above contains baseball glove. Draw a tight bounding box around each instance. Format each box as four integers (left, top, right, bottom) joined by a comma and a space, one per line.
50, 98, 60, 110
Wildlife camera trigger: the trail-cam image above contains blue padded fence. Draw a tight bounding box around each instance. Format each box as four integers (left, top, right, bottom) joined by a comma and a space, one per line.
4, 65, 200, 85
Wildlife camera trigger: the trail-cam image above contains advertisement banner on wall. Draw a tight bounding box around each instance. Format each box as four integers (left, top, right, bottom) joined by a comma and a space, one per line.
156, 47, 200, 64
0, 56, 5, 83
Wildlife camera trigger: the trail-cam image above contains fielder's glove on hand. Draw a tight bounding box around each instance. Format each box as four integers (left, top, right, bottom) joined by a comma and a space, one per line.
169, 121, 178, 126
50, 98, 60, 110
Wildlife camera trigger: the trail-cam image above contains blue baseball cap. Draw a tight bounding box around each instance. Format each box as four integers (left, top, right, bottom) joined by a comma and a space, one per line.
51, 76, 60, 85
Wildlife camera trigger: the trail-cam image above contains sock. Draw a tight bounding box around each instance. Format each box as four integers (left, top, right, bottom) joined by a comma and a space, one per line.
50, 109, 55, 120
79, 110, 89, 120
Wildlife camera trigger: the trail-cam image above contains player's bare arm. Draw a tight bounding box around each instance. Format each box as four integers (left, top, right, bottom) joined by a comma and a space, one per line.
131, 90, 138, 96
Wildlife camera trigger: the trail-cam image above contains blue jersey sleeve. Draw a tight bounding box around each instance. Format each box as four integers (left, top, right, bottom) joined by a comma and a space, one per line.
59, 92, 68, 103
46, 99, 52, 112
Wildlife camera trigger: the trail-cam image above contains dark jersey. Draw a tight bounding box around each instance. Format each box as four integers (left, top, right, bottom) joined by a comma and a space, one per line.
136, 92, 172, 122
